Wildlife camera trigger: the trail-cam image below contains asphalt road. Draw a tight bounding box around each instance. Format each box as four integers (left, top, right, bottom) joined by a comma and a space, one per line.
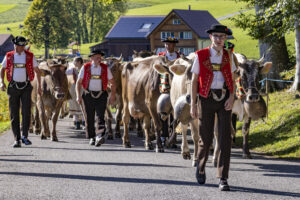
0, 117, 299, 200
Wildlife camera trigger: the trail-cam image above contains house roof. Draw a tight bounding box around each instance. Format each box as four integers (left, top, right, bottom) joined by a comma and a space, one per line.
105, 16, 164, 39
0, 34, 13, 46
150, 9, 232, 39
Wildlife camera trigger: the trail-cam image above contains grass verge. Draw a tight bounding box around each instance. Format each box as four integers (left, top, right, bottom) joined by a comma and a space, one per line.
235, 90, 300, 159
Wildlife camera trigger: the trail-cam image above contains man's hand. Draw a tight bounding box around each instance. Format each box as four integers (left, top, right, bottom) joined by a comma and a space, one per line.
77, 96, 82, 105
225, 94, 234, 111
0, 82, 6, 91
190, 104, 198, 119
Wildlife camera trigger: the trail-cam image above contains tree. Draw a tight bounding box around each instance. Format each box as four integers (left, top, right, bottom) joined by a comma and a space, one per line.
24, 0, 73, 58
262, 0, 300, 91
233, 0, 290, 90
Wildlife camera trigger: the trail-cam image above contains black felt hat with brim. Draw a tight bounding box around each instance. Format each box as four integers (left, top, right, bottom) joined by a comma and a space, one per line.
206, 24, 232, 35
162, 36, 179, 43
12, 36, 28, 46
88, 49, 105, 57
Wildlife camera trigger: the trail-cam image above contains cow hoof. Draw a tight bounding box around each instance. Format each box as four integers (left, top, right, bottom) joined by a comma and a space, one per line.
242, 154, 252, 159
107, 134, 113, 140
51, 136, 58, 142
35, 130, 40, 135
137, 131, 143, 138
145, 142, 154, 150
156, 146, 164, 153
123, 141, 131, 148
41, 135, 47, 140
115, 132, 121, 138
182, 152, 191, 160
29, 129, 33, 133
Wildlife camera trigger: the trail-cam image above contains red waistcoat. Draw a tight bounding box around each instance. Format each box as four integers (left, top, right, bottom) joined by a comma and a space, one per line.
82, 62, 108, 91
197, 47, 233, 98
6, 50, 34, 82
158, 51, 180, 59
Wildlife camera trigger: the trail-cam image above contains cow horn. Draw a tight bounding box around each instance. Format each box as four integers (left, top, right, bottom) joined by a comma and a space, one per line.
118, 54, 123, 62
257, 54, 265, 64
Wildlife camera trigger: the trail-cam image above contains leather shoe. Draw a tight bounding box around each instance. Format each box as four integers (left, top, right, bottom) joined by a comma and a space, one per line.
195, 163, 206, 184
219, 179, 230, 191
89, 138, 95, 145
21, 136, 32, 145
13, 140, 21, 148
95, 136, 105, 147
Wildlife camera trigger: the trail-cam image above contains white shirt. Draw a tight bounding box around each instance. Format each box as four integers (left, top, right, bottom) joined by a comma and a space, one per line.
165, 51, 178, 61
191, 47, 236, 89
65, 63, 80, 76
78, 62, 113, 91
1, 51, 38, 82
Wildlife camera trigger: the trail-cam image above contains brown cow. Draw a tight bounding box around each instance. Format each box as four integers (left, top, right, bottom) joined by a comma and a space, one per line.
121, 55, 174, 152
31, 60, 70, 141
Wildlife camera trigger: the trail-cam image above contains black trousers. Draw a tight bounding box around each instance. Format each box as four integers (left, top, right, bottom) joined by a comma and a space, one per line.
197, 89, 232, 179
82, 91, 108, 139
7, 82, 32, 141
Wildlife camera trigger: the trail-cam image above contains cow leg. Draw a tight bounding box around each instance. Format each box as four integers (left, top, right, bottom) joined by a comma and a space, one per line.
212, 115, 219, 167
115, 105, 122, 139
148, 105, 163, 153
137, 119, 143, 138
129, 117, 136, 131
122, 102, 131, 148
106, 107, 113, 140
181, 123, 191, 160
51, 101, 63, 142
242, 116, 252, 159
143, 116, 153, 150
34, 105, 41, 135
37, 98, 50, 139
190, 119, 200, 167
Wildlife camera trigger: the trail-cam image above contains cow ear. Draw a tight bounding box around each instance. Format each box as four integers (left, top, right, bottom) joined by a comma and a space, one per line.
169, 64, 186, 75
260, 62, 272, 74
153, 64, 168, 74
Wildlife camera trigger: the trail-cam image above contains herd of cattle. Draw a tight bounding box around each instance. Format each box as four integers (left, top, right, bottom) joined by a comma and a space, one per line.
28, 50, 272, 166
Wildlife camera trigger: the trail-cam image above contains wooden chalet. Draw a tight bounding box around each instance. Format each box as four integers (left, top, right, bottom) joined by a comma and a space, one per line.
91, 9, 229, 60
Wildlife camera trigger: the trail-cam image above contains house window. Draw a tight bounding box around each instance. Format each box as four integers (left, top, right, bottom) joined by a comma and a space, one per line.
173, 19, 181, 24
161, 32, 175, 39
179, 48, 196, 56
179, 32, 192, 39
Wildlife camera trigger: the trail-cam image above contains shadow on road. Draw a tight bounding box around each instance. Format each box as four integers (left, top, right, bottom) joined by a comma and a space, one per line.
0, 171, 201, 186
0, 158, 186, 168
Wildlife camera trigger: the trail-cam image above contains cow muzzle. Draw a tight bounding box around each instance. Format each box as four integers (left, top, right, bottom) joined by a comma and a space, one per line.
54, 92, 65, 99
246, 87, 260, 103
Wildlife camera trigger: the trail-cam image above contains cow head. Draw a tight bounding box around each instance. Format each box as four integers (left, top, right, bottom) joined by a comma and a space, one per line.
41, 61, 68, 100
105, 55, 123, 92
132, 50, 156, 61
235, 53, 272, 103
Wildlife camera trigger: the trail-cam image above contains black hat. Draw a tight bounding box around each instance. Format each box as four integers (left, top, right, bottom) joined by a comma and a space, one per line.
206, 24, 232, 35
162, 36, 179, 43
88, 49, 105, 57
12, 36, 28, 46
